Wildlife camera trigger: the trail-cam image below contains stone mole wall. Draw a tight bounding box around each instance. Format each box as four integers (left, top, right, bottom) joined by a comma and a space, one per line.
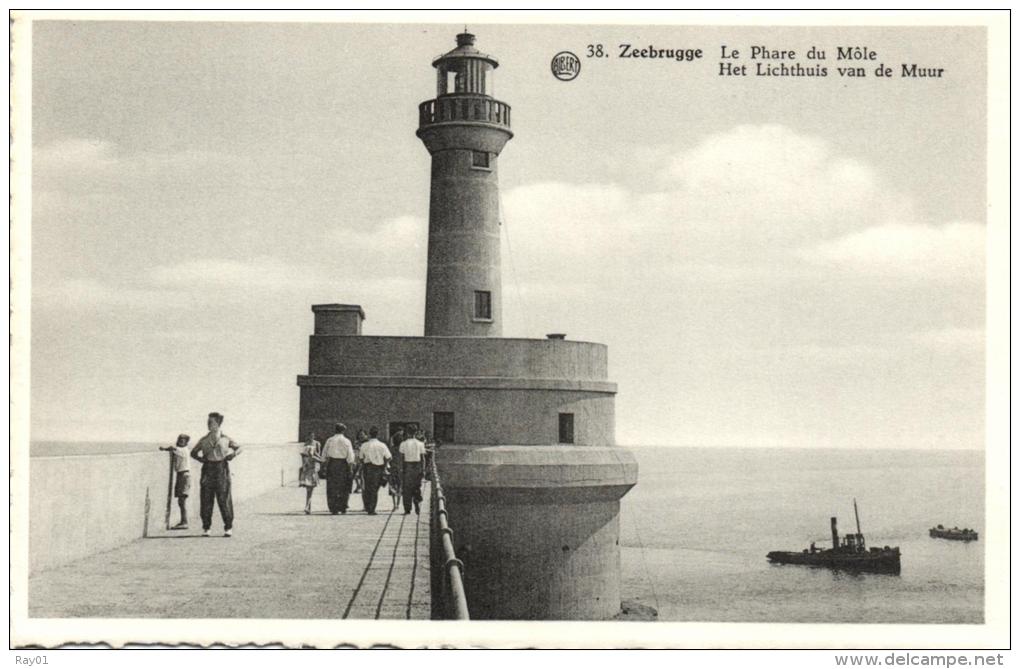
28, 443, 299, 575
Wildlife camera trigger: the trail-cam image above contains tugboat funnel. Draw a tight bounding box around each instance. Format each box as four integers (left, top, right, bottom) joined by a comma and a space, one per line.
831, 516, 839, 550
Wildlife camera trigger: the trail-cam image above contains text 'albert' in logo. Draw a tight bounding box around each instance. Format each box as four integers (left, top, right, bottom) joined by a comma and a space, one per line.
551, 51, 581, 81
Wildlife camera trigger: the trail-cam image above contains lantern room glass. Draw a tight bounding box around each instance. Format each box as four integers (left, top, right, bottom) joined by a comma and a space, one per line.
436, 59, 494, 97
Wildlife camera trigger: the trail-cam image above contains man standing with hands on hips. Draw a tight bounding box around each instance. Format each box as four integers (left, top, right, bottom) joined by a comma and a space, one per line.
190, 412, 241, 537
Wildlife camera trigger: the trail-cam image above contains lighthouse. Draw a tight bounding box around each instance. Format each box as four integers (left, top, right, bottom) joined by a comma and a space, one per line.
417, 31, 512, 337
296, 31, 637, 620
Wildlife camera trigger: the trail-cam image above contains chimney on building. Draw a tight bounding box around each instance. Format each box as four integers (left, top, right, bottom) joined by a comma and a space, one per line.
312, 304, 365, 336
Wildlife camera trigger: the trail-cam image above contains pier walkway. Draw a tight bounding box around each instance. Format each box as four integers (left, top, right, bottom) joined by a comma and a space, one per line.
28, 480, 431, 619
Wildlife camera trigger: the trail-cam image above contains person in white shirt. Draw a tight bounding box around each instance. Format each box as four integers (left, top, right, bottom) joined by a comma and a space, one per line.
159, 434, 192, 529
190, 412, 241, 537
399, 430, 427, 515
321, 423, 355, 515
358, 426, 391, 515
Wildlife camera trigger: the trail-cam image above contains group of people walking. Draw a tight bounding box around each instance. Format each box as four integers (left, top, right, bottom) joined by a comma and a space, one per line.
298, 423, 433, 516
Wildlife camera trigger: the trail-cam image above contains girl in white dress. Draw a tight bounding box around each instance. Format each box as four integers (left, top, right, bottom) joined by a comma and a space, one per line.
299, 433, 323, 514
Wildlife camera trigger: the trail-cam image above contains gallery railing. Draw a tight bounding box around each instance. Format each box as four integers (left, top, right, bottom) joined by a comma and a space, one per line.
418, 94, 511, 132
428, 452, 470, 620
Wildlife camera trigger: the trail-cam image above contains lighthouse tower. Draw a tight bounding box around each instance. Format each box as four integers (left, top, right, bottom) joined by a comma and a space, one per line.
297, 31, 637, 620
417, 31, 512, 337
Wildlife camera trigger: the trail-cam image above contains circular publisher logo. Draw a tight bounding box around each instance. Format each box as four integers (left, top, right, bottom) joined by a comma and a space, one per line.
551, 51, 581, 81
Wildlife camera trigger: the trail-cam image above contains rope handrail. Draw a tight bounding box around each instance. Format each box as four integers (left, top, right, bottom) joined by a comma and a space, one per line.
428, 452, 470, 620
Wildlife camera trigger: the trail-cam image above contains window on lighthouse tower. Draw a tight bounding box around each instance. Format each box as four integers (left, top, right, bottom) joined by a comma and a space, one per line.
559, 413, 575, 444
474, 290, 492, 320
472, 150, 490, 169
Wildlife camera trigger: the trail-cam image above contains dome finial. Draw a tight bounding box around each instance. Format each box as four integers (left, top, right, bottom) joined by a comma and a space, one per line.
456, 29, 475, 47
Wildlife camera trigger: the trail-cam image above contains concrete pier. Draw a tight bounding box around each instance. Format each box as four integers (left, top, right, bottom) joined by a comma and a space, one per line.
28, 482, 431, 619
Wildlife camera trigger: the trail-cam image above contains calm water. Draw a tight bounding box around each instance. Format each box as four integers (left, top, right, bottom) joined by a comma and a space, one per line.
619, 446, 984, 623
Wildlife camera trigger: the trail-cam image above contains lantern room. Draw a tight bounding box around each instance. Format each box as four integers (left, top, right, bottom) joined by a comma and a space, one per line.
433, 31, 498, 97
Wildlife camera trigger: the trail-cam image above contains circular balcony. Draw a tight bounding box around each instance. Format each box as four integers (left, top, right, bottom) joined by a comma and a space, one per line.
419, 94, 511, 132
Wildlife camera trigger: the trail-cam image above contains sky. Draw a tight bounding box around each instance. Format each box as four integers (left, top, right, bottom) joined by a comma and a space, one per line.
25, 20, 987, 448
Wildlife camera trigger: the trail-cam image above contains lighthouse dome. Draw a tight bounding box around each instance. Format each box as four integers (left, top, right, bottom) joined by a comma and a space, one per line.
432, 30, 500, 69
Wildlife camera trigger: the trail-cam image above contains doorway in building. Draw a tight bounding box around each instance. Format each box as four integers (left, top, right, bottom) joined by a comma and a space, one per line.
387, 421, 420, 445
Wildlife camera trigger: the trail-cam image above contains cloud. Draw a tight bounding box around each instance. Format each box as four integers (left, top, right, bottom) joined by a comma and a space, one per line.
767, 342, 895, 364
32, 126, 984, 349
32, 137, 246, 197
32, 138, 120, 174
664, 123, 884, 233
501, 182, 638, 287
327, 215, 427, 278
145, 250, 424, 306
34, 277, 194, 310
38, 257, 327, 314
799, 222, 984, 281
493, 124, 987, 352
38, 241, 428, 335
148, 255, 322, 292
909, 327, 985, 352
329, 214, 422, 248
500, 125, 981, 294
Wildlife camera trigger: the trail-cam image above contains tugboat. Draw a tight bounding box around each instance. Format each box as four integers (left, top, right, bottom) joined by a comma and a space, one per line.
929, 525, 979, 542
766, 499, 901, 574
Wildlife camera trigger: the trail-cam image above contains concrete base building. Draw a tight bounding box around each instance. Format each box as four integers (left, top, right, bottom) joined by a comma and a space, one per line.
296, 32, 637, 620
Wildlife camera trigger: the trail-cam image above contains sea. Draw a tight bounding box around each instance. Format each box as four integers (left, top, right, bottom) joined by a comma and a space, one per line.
30, 441, 984, 623
619, 446, 984, 624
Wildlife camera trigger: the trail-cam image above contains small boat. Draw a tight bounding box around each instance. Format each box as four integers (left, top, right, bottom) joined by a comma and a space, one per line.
767, 499, 901, 574
929, 524, 979, 542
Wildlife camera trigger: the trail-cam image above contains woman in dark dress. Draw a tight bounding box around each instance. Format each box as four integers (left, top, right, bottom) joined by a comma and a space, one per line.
386, 429, 404, 510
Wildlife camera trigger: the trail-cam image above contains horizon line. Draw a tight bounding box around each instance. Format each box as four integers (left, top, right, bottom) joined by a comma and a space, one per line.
26, 438, 986, 454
